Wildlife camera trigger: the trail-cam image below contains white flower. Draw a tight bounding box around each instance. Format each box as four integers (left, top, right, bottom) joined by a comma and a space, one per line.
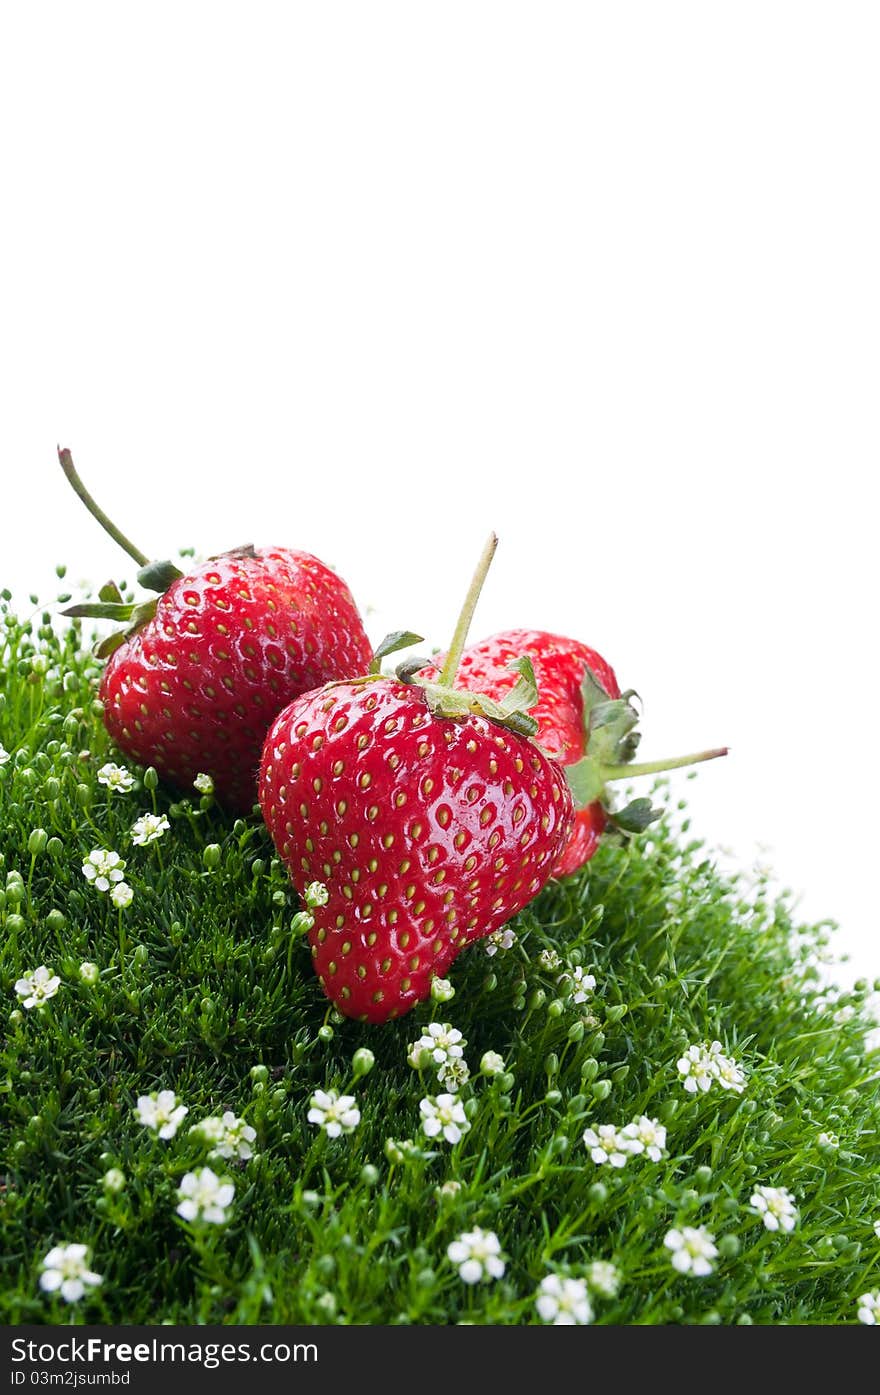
446, 1227, 505, 1284
484, 927, 517, 957
82, 848, 126, 892
14, 966, 61, 1010
538, 948, 561, 972
437, 1057, 471, 1093
586, 1260, 622, 1299
176, 1167, 235, 1225
191, 1111, 257, 1161
711, 1047, 747, 1094
833, 1004, 856, 1026
39, 1243, 102, 1303
97, 762, 135, 793
79, 961, 100, 985
110, 881, 134, 909
677, 1044, 716, 1094
102, 1168, 126, 1193
480, 1050, 506, 1077
563, 965, 597, 1004
135, 1089, 189, 1139
407, 1021, 466, 1070
583, 1124, 631, 1168
430, 976, 455, 1002
130, 813, 170, 846
750, 1185, 799, 1233
535, 1274, 593, 1325
307, 1088, 360, 1138
818, 1131, 839, 1150
858, 1291, 880, 1325
193, 772, 214, 795
0, 744, 10, 766
419, 1093, 470, 1145
303, 880, 329, 909
622, 1115, 667, 1161
677, 1040, 746, 1095
664, 1226, 718, 1277
873, 1219, 880, 1241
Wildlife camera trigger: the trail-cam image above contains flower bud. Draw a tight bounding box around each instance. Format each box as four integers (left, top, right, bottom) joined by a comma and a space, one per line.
352, 1047, 376, 1079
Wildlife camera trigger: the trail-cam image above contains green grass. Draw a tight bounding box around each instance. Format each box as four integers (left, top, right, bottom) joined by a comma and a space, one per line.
2, 576, 880, 1326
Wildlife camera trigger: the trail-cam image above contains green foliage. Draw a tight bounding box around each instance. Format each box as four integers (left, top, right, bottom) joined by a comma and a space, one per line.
2, 584, 879, 1326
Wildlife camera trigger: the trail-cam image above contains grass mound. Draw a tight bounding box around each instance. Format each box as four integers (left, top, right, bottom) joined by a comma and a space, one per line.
2, 582, 879, 1326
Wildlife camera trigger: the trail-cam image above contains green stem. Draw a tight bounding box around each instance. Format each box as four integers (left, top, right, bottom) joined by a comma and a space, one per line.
438, 532, 498, 688
600, 746, 729, 783
58, 447, 150, 567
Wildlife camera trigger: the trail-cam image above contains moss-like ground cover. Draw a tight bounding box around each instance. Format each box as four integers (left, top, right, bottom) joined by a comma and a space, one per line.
2, 577, 879, 1326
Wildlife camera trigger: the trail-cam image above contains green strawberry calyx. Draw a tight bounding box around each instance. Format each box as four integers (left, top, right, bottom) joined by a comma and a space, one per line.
392, 532, 541, 739
566, 665, 728, 832
56, 445, 252, 659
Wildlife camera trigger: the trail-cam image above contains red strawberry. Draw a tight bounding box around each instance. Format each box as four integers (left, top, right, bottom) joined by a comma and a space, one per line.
59, 448, 373, 812
418, 628, 727, 877
259, 676, 574, 1022
417, 629, 619, 876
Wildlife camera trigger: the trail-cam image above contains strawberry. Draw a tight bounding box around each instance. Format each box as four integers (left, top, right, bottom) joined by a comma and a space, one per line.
258, 676, 574, 1022
417, 629, 727, 877
59, 448, 373, 812
258, 535, 575, 1022
417, 629, 621, 876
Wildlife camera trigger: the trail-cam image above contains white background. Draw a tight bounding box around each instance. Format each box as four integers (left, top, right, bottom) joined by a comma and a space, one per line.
2, 3, 877, 990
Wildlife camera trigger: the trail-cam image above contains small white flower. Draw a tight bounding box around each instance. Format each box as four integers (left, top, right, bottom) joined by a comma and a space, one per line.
677, 1040, 746, 1095
110, 881, 134, 909
873, 1219, 880, 1241
14, 966, 61, 1010
419, 1093, 470, 1145
82, 848, 126, 893
858, 1291, 880, 1325
818, 1131, 839, 1150
586, 1260, 622, 1299
79, 961, 100, 986
191, 1111, 257, 1161
538, 948, 561, 973
712, 1051, 747, 1094
102, 1168, 126, 1193
583, 1124, 631, 1168
622, 1115, 667, 1161
193, 772, 214, 795
430, 976, 455, 1002
677, 1044, 716, 1094
833, 1004, 856, 1026
303, 880, 329, 909
130, 813, 170, 846
484, 927, 517, 957
750, 1185, 799, 1233
97, 762, 135, 793
0, 744, 11, 766
407, 1021, 466, 1071
664, 1226, 718, 1277
307, 1088, 360, 1138
135, 1089, 189, 1139
39, 1243, 102, 1303
562, 965, 597, 1004
480, 1050, 506, 1077
176, 1167, 235, 1225
535, 1273, 593, 1325
446, 1227, 505, 1284
437, 1057, 471, 1093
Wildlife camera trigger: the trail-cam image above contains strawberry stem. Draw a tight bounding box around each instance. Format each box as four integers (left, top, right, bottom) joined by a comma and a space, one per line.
58, 446, 150, 568
438, 532, 498, 688
600, 746, 729, 782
